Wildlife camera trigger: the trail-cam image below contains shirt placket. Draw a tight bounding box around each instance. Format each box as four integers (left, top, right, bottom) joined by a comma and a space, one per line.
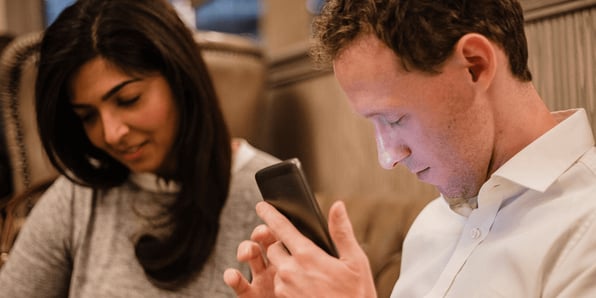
425, 179, 507, 298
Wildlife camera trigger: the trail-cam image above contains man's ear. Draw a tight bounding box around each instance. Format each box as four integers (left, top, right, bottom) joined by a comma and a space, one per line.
453, 33, 497, 90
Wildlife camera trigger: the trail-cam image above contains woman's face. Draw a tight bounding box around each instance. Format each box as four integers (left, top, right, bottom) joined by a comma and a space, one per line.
70, 57, 180, 175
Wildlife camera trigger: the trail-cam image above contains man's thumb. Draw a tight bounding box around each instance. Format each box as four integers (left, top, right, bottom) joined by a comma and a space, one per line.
328, 200, 360, 258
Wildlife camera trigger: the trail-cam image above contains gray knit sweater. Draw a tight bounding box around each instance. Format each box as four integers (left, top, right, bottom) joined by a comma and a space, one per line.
0, 140, 278, 297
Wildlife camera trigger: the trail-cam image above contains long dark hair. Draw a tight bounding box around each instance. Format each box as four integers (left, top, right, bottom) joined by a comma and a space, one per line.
35, 0, 232, 288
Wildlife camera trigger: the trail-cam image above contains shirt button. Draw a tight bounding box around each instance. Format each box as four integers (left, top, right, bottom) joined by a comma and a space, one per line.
471, 228, 482, 239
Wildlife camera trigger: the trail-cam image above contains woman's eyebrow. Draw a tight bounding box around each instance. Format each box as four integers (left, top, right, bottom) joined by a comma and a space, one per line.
101, 78, 142, 101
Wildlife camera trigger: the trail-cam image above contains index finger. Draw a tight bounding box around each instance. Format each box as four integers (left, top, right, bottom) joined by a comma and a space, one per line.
255, 201, 323, 256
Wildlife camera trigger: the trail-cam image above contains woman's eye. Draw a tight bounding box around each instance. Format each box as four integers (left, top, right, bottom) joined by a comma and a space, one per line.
77, 111, 97, 124
117, 95, 140, 106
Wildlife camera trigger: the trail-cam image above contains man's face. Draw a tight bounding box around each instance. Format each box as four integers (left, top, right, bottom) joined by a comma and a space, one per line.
333, 34, 494, 199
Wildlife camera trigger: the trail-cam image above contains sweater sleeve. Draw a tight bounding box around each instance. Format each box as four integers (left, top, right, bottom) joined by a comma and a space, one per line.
0, 177, 76, 297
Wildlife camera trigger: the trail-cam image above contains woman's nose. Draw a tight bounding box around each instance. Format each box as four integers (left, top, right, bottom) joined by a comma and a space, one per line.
101, 112, 129, 145
374, 122, 410, 169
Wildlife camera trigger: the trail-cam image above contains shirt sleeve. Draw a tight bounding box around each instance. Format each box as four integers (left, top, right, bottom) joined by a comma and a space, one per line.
0, 177, 76, 297
543, 212, 596, 297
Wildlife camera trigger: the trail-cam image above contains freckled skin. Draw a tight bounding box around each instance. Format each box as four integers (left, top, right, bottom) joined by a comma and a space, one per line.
333, 35, 493, 199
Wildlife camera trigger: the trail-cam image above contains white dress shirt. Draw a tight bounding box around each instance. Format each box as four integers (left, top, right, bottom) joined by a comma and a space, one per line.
392, 109, 596, 298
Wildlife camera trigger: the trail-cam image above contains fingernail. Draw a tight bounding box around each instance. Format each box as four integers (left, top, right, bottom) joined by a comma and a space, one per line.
242, 245, 251, 256
256, 201, 268, 215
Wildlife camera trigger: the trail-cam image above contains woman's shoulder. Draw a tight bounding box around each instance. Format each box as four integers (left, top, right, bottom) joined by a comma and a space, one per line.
28, 175, 95, 218
43, 175, 93, 200
4, 175, 95, 263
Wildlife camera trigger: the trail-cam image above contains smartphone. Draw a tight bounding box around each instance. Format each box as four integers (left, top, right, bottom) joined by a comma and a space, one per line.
255, 158, 338, 257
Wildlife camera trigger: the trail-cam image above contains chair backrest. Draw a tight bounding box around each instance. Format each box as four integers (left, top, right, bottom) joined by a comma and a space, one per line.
0, 31, 51, 196
0, 30, 266, 197
195, 31, 267, 146
0, 33, 15, 199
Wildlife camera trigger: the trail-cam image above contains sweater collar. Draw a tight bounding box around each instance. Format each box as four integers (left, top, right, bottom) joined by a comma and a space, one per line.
129, 173, 180, 194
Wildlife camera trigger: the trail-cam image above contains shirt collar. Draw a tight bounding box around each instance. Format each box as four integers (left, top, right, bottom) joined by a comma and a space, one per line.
492, 108, 595, 192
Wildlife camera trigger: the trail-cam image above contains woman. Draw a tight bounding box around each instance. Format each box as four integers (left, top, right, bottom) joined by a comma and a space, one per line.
0, 0, 278, 296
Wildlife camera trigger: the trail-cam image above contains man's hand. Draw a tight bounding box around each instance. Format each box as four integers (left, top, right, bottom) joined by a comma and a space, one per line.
224, 200, 377, 297
224, 225, 277, 298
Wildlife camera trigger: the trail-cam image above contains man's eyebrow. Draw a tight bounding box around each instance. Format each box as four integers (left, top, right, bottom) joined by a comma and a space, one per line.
101, 78, 142, 100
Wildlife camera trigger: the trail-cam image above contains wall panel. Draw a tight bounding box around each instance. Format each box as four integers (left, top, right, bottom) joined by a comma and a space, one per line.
525, 4, 596, 132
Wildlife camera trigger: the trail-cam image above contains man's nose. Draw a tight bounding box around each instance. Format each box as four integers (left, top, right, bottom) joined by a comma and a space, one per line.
374, 122, 410, 169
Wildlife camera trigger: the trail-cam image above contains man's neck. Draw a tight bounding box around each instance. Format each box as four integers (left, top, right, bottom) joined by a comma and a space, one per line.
486, 80, 557, 177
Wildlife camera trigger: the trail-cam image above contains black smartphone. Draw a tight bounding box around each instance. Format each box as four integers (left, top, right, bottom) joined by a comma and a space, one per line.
255, 158, 338, 257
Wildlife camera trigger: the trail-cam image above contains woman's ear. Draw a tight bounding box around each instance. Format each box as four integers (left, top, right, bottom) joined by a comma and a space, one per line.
453, 33, 497, 90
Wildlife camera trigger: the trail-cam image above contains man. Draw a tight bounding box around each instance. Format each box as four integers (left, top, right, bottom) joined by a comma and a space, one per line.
224, 0, 596, 297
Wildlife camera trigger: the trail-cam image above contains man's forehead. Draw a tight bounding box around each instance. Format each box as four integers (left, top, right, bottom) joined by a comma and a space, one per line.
334, 35, 407, 76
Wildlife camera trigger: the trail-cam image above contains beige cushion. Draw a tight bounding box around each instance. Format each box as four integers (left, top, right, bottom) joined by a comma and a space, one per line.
196, 31, 267, 146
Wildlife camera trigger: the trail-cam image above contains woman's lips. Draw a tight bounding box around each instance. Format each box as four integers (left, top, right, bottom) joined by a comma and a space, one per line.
120, 142, 147, 161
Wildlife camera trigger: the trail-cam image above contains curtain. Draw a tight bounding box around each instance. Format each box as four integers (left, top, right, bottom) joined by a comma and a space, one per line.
525, 4, 596, 132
